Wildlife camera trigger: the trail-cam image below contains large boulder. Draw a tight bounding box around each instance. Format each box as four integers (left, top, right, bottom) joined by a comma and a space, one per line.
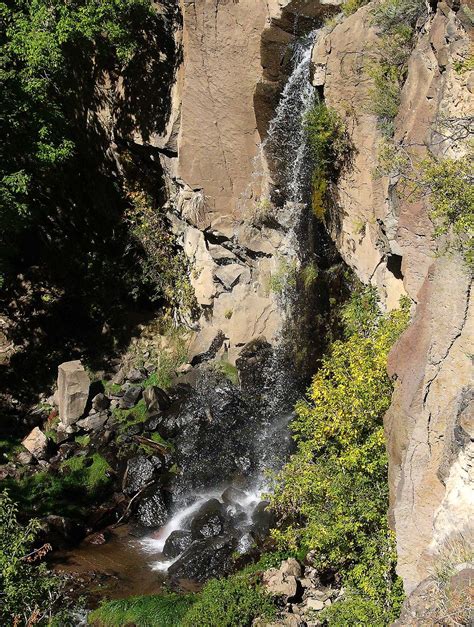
57, 360, 90, 427
168, 535, 237, 582
21, 427, 48, 460
143, 386, 171, 415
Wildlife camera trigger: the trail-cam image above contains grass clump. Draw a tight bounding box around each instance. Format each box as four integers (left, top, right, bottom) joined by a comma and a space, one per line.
61, 453, 112, 496
213, 359, 240, 386
89, 567, 275, 627
269, 287, 410, 625
304, 101, 352, 219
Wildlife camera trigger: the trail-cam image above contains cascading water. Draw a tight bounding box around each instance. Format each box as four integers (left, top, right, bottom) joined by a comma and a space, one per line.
140, 30, 319, 577
263, 30, 317, 205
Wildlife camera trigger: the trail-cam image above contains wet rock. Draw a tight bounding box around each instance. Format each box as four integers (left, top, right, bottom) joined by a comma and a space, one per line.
251, 501, 275, 541
84, 531, 110, 545
163, 530, 193, 559
168, 535, 237, 582
119, 386, 142, 409
58, 360, 90, 426
92, 393, 110, 411
136, 487, 168, 528
221, 486, 247, 505
190, 498, 227, 539
21, 427, 48, 460
143, 386, 171, 415
123, 456, 157, 495
76, 412, 108, 432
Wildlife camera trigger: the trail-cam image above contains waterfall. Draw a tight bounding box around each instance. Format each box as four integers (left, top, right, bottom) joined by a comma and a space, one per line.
264, 30, 317, 205
139, 31, 319, 575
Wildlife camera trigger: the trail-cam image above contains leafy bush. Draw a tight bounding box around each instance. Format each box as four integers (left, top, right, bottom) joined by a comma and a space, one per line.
180, 571, 275, 627
371, 0, 426, 32
342, 0, 370, 16
377, 143, 473, 265
269, 287, 410, 624
304, 101, 352, 218
0, 491, 63, 625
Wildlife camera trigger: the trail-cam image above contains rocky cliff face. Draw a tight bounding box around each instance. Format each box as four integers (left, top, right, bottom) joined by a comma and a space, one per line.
81, 0, 472, 601
155, 0, 473, 599
310, 0, 473, 596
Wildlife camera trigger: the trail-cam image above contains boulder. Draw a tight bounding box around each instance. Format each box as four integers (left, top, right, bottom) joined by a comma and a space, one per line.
280, 558, 302, 578
168, 535, 237, 582
119, 386, 142, 409
76, 412, 108, 432
57, 360, 90, 426
123, 456, 158, 495
262, 567, 298, 601
21, 427, 48, 460
221, 485, 247, 505
92, 393, 110, 411
127, 368, 146, 383
136, 487, 168, 528
163, 530, 193, 559
251, 501, 275, 541
190, 498, 227, 540
143, 386, 171, 415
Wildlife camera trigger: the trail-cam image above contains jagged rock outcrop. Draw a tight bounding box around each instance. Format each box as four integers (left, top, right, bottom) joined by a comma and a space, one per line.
311, 0, 473, 595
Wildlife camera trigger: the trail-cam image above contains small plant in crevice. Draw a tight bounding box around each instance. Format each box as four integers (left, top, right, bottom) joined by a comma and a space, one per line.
304, 101, 353, 219
342, 0, 370, 16
269, 257, 298, 295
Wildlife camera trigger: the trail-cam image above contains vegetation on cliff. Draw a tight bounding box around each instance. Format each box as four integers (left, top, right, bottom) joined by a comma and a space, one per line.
269, 288, 410, 624
304, 101, 352, 219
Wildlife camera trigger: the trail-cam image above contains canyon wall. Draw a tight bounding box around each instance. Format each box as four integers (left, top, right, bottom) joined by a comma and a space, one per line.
163, 0, 473, 599
310, 0, 473, 595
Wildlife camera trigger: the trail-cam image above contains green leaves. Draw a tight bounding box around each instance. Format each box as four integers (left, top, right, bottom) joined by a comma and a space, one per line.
269, 288, 410, 624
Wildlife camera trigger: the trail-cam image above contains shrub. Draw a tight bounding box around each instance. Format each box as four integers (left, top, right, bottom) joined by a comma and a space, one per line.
371, 0, 426, 33
269, 287, 410, 624
180, 572, 275, 627
342, 0, 370, 16
61, 453, 112, 496
377, 143, 474, 265
0, 491, 63, 625
269, 257, 298, 295
304, 101, 352, 218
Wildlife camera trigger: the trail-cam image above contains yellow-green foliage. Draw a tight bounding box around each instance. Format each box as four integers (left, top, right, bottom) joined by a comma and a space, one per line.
304, 101, 351, 219
377, 143, 473, 265
61, 453, 112, 496
269, 288, 410, 624
269, 257, 298, 295
342, 0, 370, 16
420, 155, 474, 266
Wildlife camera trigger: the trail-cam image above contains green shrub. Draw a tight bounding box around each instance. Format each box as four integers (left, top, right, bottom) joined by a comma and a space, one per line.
61, 453, 112, 496
0, 491, 63, 625
342, 0, 370, 16
269, 287, 410, 624
213, 359, 240, 386
377, 143, 473, 265
181, 572, 275, 627
270, 257, 298, 295
304, 101, 352, 218
371, 0, 426, 32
